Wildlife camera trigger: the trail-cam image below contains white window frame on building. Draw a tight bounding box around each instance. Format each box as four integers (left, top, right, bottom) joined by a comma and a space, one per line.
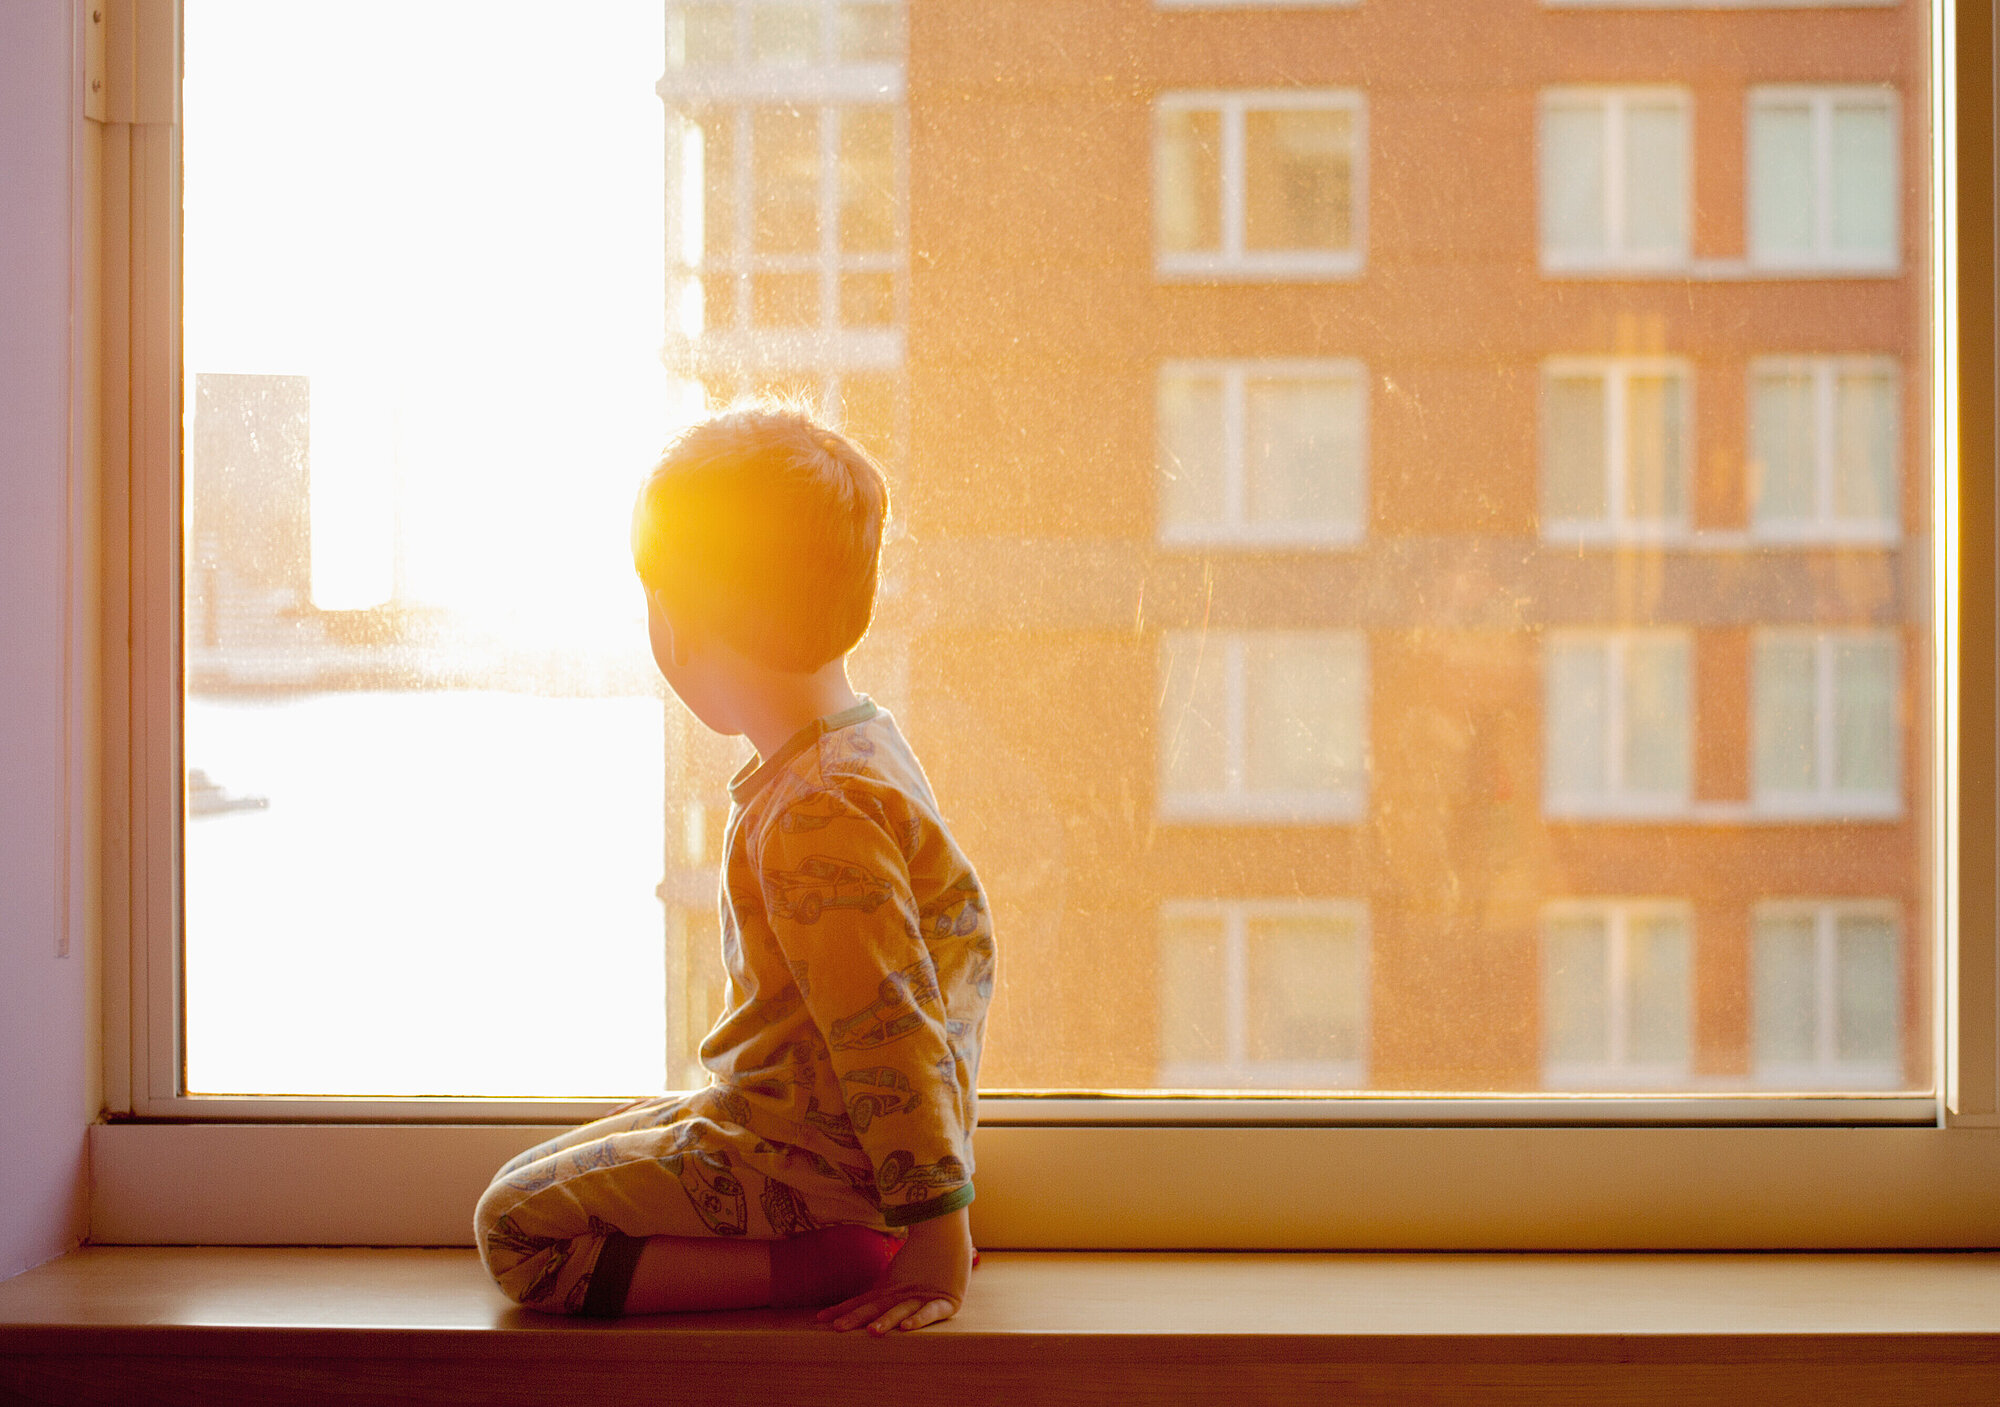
1541, 901, 1696, 1091
1751, 629, 1903, 818
1539, 356, 1694, 542
1747, 85, 1901, 273
1747, 355, 1902, 543
1157, 629, 1370, 823
1751, 900, 1906, 1090
660, 0, 907, 401
1538, 87, 1693, 274
1153, 89, 1368, 280
1155, 358, 1369, 547
1155, 899, 1370, 1090
1543, 631, 1694, 818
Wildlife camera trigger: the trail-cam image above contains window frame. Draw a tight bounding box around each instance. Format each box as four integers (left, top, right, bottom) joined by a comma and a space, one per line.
1153, 88, 1368, 281
1538, 85, 1693, 275
1749, 627, 1905, 819
1539, 355, 1695, 543
1747, 84, 1902, 273
1750, 899, 1906, 1089
1156, 628, 1371, 823
1541, 899, 1696, 1091
1155, 357, 1370, 548
1747, 354, 1903, 544
1156, 898, 1372, 1090
1543, 629, 1695, 818
88, 0, 2000, 1249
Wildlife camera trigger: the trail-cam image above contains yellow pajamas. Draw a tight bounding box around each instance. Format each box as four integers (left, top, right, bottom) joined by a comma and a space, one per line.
476, 700, 994, 1313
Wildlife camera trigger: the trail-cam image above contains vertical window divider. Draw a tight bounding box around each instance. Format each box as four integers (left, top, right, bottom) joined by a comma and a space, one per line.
1222, 367, 1247, 524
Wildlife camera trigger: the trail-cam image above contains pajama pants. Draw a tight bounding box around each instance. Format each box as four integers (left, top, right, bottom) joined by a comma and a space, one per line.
474, 1089, 887, 1315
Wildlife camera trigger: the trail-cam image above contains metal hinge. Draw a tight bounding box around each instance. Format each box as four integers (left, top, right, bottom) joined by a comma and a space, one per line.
84, 0, 178, 127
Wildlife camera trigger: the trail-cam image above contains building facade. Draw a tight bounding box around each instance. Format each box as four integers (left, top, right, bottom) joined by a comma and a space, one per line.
656, 0, 1930, 1096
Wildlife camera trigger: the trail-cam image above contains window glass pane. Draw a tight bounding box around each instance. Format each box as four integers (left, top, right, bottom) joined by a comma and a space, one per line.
1243, 633, 1364, 797
1160, 632, 1232, 797
1243, 374, 1362, 528
838, 107, 896, 254
1831, 102, 1894, 259
1156, 107, 1221, 254
1751, 103, 1815, 259
751, 3, 818, 64
1622, 637, 1689, 796
183, 2, 1933, 1106
1541, 103, 1605, 257
1544, 917, 1609, 1067
1624, 373, 1685, 523
1246, 914, 1365, 1066
1157, 371, 1229, 532
1243, 107, 1353, 252
1753, 914, 1819, 1067
1547, 642, 1607, 798
1834, 369, 1897, 524
1158, 914, 1229, 1069
1626, 913, 1690, 1067
752, 105, 821, 254
1836, 915, 1899, 1066
1751, 368, 1816, 524
1754, 637, 1818, 795
1833, 636, 1897, 796
1623, 101, 1686, 257
1544, 373, 1607, 521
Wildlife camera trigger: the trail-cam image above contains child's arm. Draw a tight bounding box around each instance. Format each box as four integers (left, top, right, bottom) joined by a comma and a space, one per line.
816, 1205, 974, 1334
755, 791, 978, 1250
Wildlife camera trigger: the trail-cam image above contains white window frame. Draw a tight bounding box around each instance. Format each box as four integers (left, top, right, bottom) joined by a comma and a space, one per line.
1153, 89, 1368, 280
1157, 629, 1370, 823
84, 0, 2000, 1253
1155, 358, 1369, 547
1748, 355, 1903, 543
1545, 1, 1895, 8
1156, 900, 1370, 1090
1751, 900, 1906, 1090
1751, 628, 1903, 819
1539, 356, 1694, 543
1747, 85, 1901, 273
1538, 86, 1693, 274
1543, 630, 1694, 819
1541, 900, 1695, 1091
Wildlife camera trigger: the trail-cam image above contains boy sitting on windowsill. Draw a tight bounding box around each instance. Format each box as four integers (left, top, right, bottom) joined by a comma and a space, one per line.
475, 405, 994, 1334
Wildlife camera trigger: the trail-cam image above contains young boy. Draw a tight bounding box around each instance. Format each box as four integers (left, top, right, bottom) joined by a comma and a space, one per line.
475, 406, 993, 1334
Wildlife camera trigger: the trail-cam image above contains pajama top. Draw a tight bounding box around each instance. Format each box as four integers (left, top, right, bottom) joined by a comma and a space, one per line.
700, 697, 993, 1228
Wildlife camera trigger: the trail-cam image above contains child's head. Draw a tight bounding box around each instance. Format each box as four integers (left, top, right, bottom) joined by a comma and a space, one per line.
631, 402, 890, 681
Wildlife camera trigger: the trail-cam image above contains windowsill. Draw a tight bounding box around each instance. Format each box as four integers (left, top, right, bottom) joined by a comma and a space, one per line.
4, 1247, 1998, 1404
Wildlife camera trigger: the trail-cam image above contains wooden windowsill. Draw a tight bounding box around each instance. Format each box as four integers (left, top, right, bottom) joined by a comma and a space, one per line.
4, 1247, 2000, 1404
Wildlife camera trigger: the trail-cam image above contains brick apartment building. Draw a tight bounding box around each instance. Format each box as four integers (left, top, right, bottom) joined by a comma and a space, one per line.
654, 0, 1931, 1096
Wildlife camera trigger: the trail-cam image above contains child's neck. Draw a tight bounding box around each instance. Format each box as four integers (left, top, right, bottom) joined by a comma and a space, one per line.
736, 659, 862, 761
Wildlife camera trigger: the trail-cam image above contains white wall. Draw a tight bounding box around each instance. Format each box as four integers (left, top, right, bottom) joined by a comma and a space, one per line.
0, 0, 94, 1279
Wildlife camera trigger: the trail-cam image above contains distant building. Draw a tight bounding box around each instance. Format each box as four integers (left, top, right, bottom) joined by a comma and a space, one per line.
656, 0, 1929, 1097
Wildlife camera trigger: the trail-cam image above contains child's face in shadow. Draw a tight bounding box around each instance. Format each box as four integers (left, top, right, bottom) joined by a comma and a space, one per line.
645, 586, 736, 737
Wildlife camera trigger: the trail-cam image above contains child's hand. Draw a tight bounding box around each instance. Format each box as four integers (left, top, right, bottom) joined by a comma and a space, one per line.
817, 1207, 973, 1335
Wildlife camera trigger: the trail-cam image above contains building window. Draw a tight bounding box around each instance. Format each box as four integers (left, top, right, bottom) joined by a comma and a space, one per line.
1752, 630, 1901, 816
1158, 630, 1369, 821
1156, 360, 1368, 545
1749, 356, 1900, 541
1752, 902, 1903, 1089
1540, 358, 1691, 540
1544, 632, 1692, 817
1748, 86, 1898, 271
1539, 88, 1691, 272
1543, 902, 1693, 1089
1155, 90, 1366, 278
1157, 902, 1369, 1088
667, 2, 905, 68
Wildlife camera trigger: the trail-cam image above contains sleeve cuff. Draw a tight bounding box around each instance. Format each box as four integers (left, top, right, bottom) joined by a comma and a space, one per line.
880, 1182, 975, 1228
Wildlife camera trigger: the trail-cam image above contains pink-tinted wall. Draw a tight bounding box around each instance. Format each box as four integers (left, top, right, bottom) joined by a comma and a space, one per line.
0, 0, 94, 1279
